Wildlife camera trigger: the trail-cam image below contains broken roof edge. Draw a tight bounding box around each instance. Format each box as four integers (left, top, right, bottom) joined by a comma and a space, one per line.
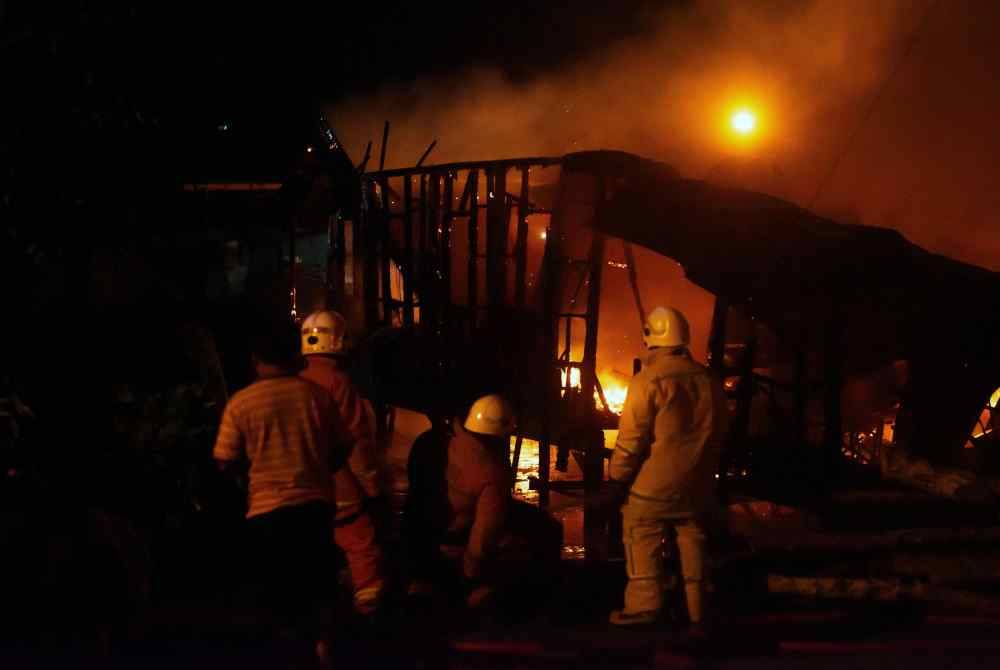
363, 149, 677, 179
364, 147, 996, 289
365, 156, 563, 178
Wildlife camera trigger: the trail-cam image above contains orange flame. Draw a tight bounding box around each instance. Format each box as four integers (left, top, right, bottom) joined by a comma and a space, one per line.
597, 370, 629, 415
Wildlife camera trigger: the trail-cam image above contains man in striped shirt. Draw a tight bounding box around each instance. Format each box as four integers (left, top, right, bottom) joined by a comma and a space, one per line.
213, 317, 350, 651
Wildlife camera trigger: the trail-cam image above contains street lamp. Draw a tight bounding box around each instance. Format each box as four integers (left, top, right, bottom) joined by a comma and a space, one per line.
730, 108, 757, 135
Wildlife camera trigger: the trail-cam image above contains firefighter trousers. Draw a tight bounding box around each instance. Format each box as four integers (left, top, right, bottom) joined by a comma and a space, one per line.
621, 503, 708, 624
334, 509, 385, 614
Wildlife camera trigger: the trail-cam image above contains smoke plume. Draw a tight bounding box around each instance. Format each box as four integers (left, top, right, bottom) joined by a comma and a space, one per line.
327, 0, 998, 369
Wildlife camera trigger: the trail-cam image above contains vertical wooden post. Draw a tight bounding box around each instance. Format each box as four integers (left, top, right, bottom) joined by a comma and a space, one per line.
402, 176, 415, 327
485, 167, 509, 321
538, 177, 564, 509
580, 236, 605, 410
428, 174, 440, 254
418, 174, 428, 260
378, 177, 392, 325
720, 333, 756, 504
362, 180, 380, 330
326, 211, 345, 311
466, 170, 480, 328
514, 166, 531, 308
708, 296, 729, 373
440, 173, 454, 304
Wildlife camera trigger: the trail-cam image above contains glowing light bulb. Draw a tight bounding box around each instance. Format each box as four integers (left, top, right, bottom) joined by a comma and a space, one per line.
730, 109, 756, 135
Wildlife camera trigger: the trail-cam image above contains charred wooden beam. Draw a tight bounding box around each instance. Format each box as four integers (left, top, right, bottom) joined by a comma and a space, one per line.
579, 233, 604, 412
378, 177, 392, 325
485, 167, 509, 320
622, 241, 646, 339
327, 211, 345, 310
440, 173, 454, 302
428, 174, 441, 254
416, 140, 437, 168
356, 140, 372, 173
402, 175, 415, 327
368, 156, 560, 178
378, 121, 390, 171
418, 174, 428, 261
362, 181, 380, 330
466, 170, 480, 327
514, 166, 531, 308
708, 295, 728, 374
537, 177, 568, 508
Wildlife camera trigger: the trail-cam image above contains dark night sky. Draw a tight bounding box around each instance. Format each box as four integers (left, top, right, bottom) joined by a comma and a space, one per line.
0, 1, 668, 176
3, 0, 1000, 271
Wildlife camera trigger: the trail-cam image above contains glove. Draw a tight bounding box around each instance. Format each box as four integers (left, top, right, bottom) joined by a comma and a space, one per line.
585, 479, 629, 513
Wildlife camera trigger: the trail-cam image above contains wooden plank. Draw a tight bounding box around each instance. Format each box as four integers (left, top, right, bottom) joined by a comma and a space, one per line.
466, 170, 480, 326
514, 166, 531, 307
368, 156, 561, 178
378, 177, 392, 325
403, 175, 415, 327
441, 173, 454, 303
485, 167, 509, 317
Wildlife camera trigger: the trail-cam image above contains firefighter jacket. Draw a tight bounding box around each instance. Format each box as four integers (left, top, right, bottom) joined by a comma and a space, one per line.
609, 348, 729, 518
301, 357, 381, 502
407, 421, 511, 580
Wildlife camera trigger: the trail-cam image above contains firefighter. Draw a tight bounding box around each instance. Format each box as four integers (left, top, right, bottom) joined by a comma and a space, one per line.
405, 395, 562, 610
299, 309, 387, 617
213, 316, 348, 659
599, 306, 729, 630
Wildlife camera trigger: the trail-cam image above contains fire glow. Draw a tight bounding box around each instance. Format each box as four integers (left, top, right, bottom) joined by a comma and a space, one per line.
969, 385, 999, 442
559, 367, 629, 415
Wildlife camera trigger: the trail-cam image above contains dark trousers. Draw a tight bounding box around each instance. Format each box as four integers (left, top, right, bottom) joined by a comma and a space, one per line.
244, 501, 335, 636
407, 501, 563, 590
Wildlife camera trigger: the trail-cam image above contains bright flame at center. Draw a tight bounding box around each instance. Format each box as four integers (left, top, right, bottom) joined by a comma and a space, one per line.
598, 372, 628, 415
731, 109, 756, 134
560, 367, 629, 415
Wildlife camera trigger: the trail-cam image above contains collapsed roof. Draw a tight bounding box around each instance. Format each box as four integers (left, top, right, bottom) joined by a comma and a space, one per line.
564, 150, 999, 459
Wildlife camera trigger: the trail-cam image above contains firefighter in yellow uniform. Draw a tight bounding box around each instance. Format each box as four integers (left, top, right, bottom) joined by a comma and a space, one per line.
606, 307, 729, 629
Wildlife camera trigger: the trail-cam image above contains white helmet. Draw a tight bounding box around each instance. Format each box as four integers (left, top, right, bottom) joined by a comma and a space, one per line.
643, 306, 690, 349
463, 394, 516, 437
301, 310, 347, 355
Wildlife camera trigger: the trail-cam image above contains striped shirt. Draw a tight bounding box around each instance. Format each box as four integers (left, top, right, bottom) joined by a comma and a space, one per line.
213, 375, 350, 518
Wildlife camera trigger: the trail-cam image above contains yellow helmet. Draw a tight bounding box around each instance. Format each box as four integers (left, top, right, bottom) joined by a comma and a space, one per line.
301, 310, 347, 355
463, 394, 516, 437
643, 306, 690, 349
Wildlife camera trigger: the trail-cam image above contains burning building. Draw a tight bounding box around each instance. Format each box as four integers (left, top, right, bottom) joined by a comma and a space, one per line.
282, 128, 999, 558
